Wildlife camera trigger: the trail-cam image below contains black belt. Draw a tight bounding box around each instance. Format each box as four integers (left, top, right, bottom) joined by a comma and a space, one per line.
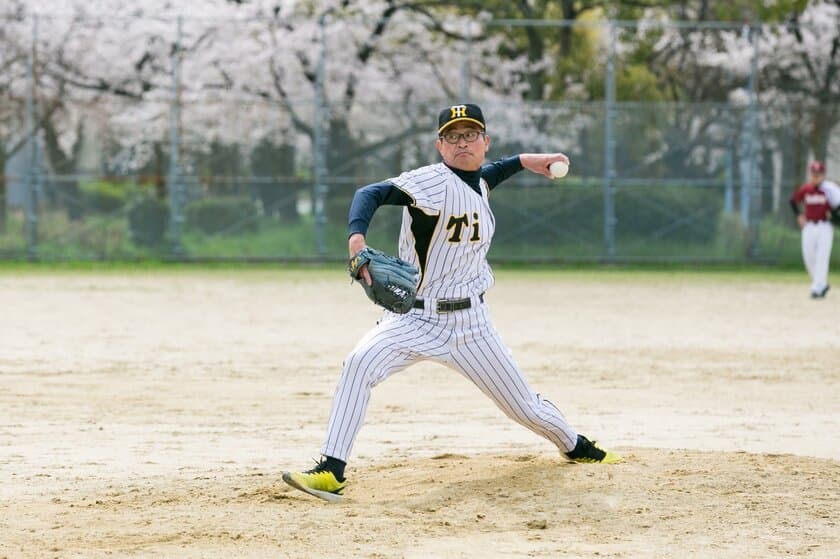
413, 293, 484, 313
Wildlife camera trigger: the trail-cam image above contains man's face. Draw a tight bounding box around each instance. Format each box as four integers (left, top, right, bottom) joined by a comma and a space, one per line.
435, 124, 490, 171
810, 170, 825, 183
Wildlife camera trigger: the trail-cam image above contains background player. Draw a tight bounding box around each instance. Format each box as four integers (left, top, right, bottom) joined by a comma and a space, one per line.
282, 103, 621, 502
789, 160, 840, 299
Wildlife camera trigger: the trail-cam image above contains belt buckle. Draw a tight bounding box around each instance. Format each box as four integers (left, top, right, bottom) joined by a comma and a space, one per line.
432, 293, 484, 313
436, 298, 469, 313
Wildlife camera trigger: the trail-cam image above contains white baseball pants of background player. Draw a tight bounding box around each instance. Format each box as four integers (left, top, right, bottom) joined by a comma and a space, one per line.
320, 301, 579, 463
801, 221, 834, 294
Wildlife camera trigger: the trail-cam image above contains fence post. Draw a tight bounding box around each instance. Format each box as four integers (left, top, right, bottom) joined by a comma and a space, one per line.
740, 23, 760, 258
24, 14, 39, 260
603, 21, 617, 261
724, 148, 734, 213
313, 13, 330, 259
167, 16, 185, 258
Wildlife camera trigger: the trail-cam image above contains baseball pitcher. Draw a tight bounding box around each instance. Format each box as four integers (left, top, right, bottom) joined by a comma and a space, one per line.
282, 103, 621, 502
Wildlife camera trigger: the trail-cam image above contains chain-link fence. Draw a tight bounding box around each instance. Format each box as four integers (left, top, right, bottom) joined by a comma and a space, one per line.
1, 11, 838, 263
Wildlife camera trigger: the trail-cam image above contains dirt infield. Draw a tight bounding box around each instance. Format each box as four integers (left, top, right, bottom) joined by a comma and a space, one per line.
1, 269, 838, 558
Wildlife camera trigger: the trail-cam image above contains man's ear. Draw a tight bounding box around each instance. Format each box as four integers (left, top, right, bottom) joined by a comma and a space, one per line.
435, 138, 444, 156
484, 134, 491, 153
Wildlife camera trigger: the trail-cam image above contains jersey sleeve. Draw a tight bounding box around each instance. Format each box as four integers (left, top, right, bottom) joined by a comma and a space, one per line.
790, 184, 807, 204
481, 155, 523, 190
348, 180, 412, 237
388, 164, 448, 215
821, 180, 840, 208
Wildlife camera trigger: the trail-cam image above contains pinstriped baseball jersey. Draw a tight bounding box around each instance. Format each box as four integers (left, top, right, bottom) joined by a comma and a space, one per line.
390, 163, 495, 300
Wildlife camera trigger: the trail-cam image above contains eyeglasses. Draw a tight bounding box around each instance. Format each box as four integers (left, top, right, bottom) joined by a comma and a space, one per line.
439, 130, 485, 144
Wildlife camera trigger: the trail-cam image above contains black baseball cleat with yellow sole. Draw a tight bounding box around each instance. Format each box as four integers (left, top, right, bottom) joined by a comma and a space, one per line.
565, 434, 622, 464
282, 459, 347, 502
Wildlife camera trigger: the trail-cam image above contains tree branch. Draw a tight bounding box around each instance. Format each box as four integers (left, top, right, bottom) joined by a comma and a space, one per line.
342, 0, 399, 113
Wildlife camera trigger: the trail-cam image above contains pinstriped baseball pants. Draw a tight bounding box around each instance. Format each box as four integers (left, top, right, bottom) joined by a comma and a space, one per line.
321, 302, 579, 462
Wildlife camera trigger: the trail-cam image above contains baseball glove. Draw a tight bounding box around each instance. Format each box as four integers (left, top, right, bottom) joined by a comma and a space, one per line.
348, 247, 420, 314
831, 206, 840, 226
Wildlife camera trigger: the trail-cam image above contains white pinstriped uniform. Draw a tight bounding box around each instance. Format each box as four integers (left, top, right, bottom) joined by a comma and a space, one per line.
321, 163, 579, 462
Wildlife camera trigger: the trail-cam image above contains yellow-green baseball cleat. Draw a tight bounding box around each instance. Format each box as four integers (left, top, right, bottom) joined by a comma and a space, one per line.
282, 460, 347, 502
565, 434, 622, 464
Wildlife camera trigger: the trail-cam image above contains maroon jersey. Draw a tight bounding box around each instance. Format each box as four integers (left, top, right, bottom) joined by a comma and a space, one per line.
791, 183, 832, 222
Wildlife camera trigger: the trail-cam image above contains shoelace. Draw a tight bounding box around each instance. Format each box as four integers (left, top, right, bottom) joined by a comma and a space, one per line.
587, 441, 607, 460
567, 436, 606, 461
304, 458, 330, 475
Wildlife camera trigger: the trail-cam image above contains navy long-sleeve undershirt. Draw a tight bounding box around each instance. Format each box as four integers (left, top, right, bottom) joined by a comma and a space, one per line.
348, 155, 523, 237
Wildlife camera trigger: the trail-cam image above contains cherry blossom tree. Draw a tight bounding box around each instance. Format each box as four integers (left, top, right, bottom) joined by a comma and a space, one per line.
3, 1, 521, 174
1, 1, 35, 229
757, 2, 840, 166
682, 2, 839, 208
615, 1, 838, 220
6, 0, 837, 220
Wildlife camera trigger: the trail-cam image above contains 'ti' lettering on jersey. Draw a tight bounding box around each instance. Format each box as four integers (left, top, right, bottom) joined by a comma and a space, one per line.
446, 212, 481, 243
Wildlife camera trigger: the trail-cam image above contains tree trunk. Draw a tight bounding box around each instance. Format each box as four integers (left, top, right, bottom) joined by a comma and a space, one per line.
560, 0, 577, 58
42, 118, 83, 221
151, 141, 166, 200
810, 106, 838, 163
251, 139, 298, 221
524, 26, 546, 101
0, 146, 6, 233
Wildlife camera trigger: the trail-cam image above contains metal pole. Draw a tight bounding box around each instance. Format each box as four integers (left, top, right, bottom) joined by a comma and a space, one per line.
603, 22, 617, 261
167, 16, 184, 258
313, 13, 329, 258
724, 148, 734, 214
749, 24, 761, 258
24, 15, 39, 260
740, 24, 756, 229
744, 24, 760, 257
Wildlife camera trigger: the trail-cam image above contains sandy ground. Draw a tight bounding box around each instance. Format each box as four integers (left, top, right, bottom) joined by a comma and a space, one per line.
0, 268, 838, 558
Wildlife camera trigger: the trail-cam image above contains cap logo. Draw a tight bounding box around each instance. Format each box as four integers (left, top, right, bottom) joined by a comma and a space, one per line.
450, 105, 468, 119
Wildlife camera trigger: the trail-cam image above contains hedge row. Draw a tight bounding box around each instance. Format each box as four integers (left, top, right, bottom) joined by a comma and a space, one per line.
127, 195, 259, 246
326, 182, 724, 244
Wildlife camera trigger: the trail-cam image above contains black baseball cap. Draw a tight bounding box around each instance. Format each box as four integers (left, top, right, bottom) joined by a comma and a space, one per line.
437, 103, 485, 134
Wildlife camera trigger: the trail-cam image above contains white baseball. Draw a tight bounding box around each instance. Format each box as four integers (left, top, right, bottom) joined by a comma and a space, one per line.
549, 161, 569, 178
